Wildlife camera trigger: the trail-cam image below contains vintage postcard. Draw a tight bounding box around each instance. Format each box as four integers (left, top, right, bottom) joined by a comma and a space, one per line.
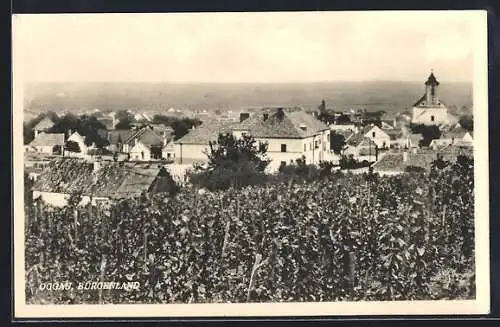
12, 10, 489, 318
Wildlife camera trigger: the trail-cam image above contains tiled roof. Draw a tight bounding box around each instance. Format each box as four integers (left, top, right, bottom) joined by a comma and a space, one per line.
175, 120, 237, 145
127, 128, 164, 147
32, 158, 169, 198
33, 117, 54, 131
232, 108, 328, 139
347, 134, 376, 147
373, 148, 473, 173
29, 133, 65, 147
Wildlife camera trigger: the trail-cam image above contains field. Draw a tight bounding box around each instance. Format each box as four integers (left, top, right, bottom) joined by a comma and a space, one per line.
24, 157, 475, 304
24, 81, 473, 116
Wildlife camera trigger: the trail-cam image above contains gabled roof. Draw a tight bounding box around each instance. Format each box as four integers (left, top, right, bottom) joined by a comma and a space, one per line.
127, 128, 164, 147
175, 120, 237, 145
347, 134, 376, 147
33, 117, 55, 131
32, 158, 170, 198
29, 133, 65, 147
232, 108, 329, 139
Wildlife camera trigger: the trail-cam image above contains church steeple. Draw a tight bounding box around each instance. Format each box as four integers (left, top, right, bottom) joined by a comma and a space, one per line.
424, 70, 440, 105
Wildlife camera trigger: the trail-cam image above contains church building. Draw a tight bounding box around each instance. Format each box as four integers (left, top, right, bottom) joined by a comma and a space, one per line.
411, 71, 449, 125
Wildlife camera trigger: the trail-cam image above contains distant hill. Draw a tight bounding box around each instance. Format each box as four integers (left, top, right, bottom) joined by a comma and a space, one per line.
23, 81, 473, 116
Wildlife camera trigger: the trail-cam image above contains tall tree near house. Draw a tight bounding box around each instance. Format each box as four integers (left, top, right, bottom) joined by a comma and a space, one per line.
65, 140, 81, 153
317, 99, 336, 125
330, 132, 346, 154
188, 133, 270, 191
410, 123, 441, 147
49, 113, 109, 147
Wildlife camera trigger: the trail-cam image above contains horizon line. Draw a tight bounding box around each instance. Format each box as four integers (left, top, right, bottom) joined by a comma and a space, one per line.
24, 79, 473, 85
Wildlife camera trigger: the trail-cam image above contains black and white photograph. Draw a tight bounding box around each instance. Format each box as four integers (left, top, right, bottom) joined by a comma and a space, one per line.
12, 10, 489, 318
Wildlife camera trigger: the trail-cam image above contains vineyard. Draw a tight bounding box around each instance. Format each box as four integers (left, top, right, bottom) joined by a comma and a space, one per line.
24, 156, 475, 304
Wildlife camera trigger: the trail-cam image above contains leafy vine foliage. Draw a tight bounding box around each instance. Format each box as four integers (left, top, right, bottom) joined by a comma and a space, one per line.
25, 156, 475, 304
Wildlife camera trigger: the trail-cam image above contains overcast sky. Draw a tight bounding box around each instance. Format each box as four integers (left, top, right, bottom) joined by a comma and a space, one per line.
13, 11, 483, 83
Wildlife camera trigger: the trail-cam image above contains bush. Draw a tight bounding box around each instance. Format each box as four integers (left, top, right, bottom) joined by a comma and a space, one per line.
188, 133, 270, 191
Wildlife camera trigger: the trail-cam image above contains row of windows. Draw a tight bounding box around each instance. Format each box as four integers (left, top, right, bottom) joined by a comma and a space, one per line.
280, 138, 328, 153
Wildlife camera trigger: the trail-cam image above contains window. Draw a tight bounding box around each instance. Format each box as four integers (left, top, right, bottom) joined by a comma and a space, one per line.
372, 132, 376, 137
315, 141, 319, 149
281, 144, 287, 152
304, 144, 306, 152
281, 161, 286, 166
167, 153, 171, 159
431, 115, 435, 122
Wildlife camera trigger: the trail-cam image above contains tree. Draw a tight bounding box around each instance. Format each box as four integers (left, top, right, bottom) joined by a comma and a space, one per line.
115, 116, 134, 130
458, 115, 473, 132
65, 140, 81, 153
188, 134, 270, 191
49, 114, 109, 147
330, 132, 346, 154
336, 114, 351, 125
410, 124, 441, 147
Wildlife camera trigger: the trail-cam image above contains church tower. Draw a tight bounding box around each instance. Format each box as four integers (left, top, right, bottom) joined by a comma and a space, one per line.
424, 71, 440, 106
411, 71, 449, 126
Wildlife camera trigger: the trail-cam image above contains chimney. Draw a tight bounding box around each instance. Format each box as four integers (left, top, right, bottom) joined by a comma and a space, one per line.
403, 151, 408, 162
163, 137, 167, 146
67, 129, 72, 139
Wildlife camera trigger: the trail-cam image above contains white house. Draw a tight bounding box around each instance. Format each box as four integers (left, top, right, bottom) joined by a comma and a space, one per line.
411, 72, 450, 125
357, 124, 391, 149
174, 108, 334, 172
129, 140, 152, 161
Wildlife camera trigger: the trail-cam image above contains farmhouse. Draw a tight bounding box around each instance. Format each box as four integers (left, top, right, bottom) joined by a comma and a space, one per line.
32, 158, 175, 207
28, 133, 65, 155
32, 117, 55, 138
